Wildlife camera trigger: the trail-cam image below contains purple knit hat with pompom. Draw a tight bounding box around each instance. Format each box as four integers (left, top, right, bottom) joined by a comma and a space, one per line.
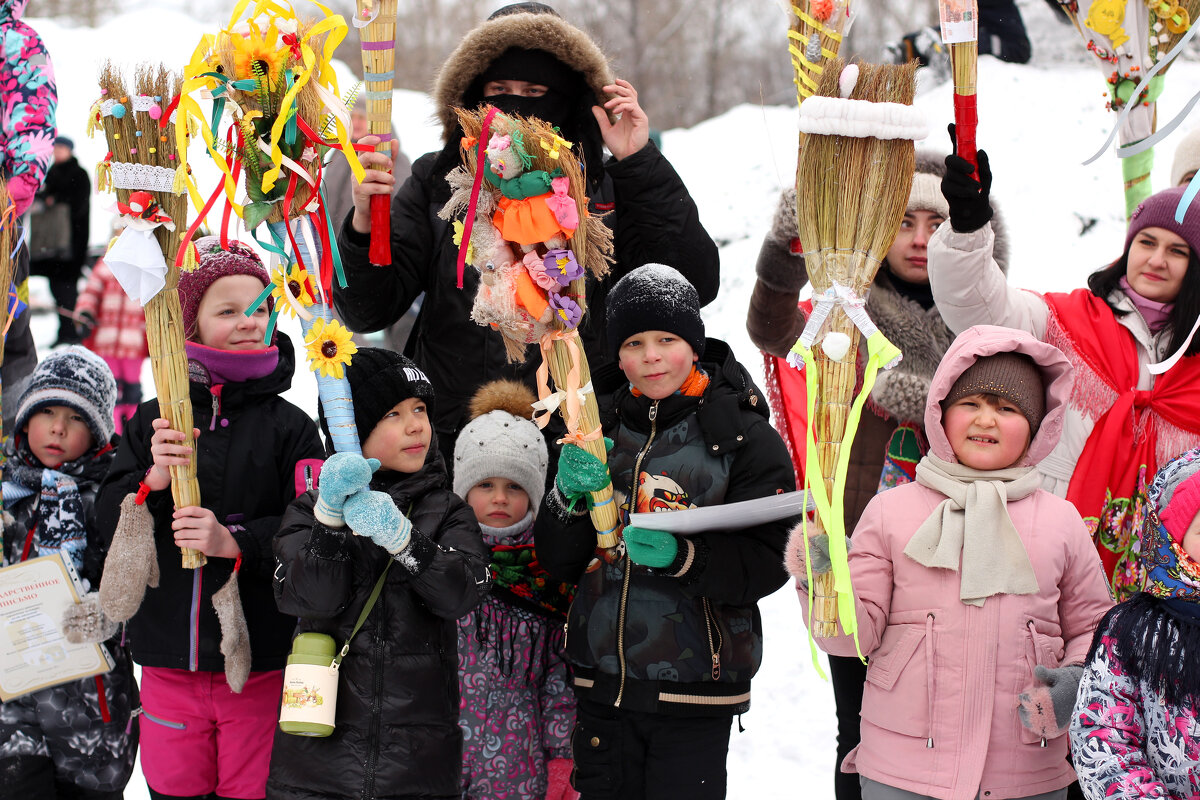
179, 236, 272, 340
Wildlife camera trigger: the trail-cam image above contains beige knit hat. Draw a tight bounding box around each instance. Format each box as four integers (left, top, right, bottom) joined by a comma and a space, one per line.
942, 352, 1045, 432
1171, 127, 1200, 187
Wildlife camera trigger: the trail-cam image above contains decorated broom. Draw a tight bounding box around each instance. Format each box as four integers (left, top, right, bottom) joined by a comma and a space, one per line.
939, 0, 979, 169
0, 179, 17, 500
789, 61, 922, 639
1060, 0, 1200, 217
354, 0, 396, 266
91, 62, 205, 569
441, 107, 619, 549
787, 0, 855, 108
175, 0, 366, 455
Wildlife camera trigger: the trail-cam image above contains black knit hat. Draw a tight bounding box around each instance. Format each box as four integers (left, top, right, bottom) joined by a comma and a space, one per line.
345, 348, 435, 442
606, 264, 705, 359
942, 352, 1046, 433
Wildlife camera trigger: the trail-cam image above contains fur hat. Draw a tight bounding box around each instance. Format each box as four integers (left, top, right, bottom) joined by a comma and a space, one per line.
1124, 186, 1200, 259
453, 380, 548, 511
606, 263, 705, 359
179, 237, 271, 340
344, 348, 435, 443
942, 351, 1046, 433
1153, 446, 1200, 544
1171, 127, 1200, 188
16, 346, 117, 446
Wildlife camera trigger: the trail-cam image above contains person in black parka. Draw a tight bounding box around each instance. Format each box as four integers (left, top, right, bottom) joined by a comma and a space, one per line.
96, 238, 325, 800
334, 2, 720, 465
33, 136, 91, 345
268, 349, 491, 800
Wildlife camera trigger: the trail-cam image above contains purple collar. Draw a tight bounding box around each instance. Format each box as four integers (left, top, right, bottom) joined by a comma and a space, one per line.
1120, 276, 1175, 332
185, 341, 279, 386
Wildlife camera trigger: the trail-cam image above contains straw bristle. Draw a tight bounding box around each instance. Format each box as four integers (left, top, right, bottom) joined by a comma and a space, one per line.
789, 1, 853, 107
1159, 0, 1200, 68
0, 179, 14, 370
358, 0, 397, 151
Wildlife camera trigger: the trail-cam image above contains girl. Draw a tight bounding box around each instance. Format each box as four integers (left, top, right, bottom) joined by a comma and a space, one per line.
788, 325, 1113, 800
929, 152, 1200, 598
96, 236, 325, 800
269, 348, 491, 800
452, 380, 576, 800
0, 348, 137, 799
1070, 446, 1200, 795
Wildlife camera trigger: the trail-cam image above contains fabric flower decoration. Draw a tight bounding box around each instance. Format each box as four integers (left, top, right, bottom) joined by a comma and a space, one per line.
549, 293, 583, 330
270, 263, 315, 317
523, 250, 558, 291
545, 176, 579, 232
452, 219, 475, 266
228, 21, 288, 84
304, 318, 357, 379
544, 249, 583, 287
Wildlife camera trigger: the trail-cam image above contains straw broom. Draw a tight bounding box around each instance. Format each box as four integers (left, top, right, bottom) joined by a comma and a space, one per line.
940, 0, 979, 169
96, 62, 205, 569
451, 108, 619, 549
0, 179, 14, 459
795, 60, 917, 637
356, 0, 396, 266
788, 0, 854, 109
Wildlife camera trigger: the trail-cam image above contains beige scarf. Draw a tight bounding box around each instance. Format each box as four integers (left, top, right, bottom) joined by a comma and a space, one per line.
903, 454, 1042, 606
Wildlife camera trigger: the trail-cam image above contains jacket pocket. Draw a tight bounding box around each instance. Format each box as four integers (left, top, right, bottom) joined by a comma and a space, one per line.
861, 620, 931, 739
570, 714, 622, 798
1018, 619, 1067, 744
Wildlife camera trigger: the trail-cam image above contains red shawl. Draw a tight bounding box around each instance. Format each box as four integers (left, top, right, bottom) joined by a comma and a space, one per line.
1046, 288, 1200, 595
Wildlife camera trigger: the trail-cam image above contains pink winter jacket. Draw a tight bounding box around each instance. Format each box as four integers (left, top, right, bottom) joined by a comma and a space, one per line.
796, 326, 1114, 800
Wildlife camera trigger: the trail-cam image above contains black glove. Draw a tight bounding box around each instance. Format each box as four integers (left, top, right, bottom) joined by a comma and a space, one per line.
941, 123, 993, 233
76, 309, 96, 340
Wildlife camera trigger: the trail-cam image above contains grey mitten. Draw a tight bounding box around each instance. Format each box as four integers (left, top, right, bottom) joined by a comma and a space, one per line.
1017, 664, 1085, 739
212, 570, 250, 693
62, 592, 119, 644
755, 188, 807, 293
99, 493, 160, 623
784, 525, 845, 583
870, 370, 933, 426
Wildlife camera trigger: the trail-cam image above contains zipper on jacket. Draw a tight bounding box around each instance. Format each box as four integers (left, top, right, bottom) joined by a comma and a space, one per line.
702, 597, 723, 680
363, 588, 387, 799
616, 400, 660, 707
925, 612, 935, 748
208, 385, 222, 431
189, 567, 203, 671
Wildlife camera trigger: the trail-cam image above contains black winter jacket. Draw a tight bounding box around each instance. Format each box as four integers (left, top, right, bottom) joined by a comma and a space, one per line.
333, 140, 720, 457
96, 334, 324, 672
267, 444, 491, 800
534, 339, 795, 716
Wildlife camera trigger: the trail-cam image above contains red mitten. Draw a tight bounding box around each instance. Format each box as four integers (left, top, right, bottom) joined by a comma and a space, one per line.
544, 757, 579, 800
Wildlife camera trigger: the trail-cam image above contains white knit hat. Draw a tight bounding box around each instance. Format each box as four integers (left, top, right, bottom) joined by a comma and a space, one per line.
1171, 127, 1200, 187
453, 380, 548, 511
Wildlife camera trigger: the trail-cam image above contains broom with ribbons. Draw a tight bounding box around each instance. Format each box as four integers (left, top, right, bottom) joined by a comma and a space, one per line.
787, 60, 924, 644
1059, 0, 1200, 218
353, 0, 395, 266
91, 62, 206, 570
787, 0, 855, 108
440, 107, 619, 550
0, 179, 18, 508
174, 0, 367, 455
940, 0, 979, 170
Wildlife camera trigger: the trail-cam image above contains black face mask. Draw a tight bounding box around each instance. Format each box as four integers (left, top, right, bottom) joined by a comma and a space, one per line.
483, 90, 576, 134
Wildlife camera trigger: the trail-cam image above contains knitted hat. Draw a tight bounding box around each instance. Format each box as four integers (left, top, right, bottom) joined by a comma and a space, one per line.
906, 149, 950, 218
344, 348, 435, 442
1171, 127, 1200, 187
453, 380, 548, 510
606, 264, 705, 359
179, 236, 271, 340
16, 346, 118, 446
1153, 447, 1200, 544
54, 135, 74, 150
1124, 186, 1200, 259
942, 352, 1045, 433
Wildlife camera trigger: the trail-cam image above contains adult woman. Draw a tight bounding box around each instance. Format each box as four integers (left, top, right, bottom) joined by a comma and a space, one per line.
930, 153, 1200, 598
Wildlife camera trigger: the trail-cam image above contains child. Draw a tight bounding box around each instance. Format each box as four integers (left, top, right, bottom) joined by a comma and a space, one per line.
0, 347, 138, 798
535, 264, 796, 799
452, 380, 577, 800
75, 229, 148, 434
96, 236, 325, 800
269, 348, 492, 800
787, 325, 1114, 800
1071, 446, 1200, 794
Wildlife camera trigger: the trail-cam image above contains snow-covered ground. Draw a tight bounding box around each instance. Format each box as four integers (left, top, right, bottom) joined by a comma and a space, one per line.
23, 7, 1200, 799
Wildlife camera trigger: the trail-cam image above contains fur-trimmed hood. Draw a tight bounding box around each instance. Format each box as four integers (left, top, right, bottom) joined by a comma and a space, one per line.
432, 8, 613, 140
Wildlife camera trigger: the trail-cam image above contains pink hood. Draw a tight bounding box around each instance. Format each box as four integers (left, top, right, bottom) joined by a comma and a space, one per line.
923, 325, 1074, 468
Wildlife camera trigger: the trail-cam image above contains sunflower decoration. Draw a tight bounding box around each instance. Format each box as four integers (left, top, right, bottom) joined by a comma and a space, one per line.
305, 317, 357, 379
270, 262, 316, 318
228, 19, 288, 85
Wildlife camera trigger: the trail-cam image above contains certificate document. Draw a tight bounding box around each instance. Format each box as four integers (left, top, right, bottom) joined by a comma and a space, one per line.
0, 554, 113, 701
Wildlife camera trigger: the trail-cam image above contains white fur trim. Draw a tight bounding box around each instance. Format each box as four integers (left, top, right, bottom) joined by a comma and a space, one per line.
798, 96, 929, 141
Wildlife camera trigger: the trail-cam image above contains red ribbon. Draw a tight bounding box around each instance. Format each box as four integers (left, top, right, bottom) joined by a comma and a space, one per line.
456, 106, 499, 289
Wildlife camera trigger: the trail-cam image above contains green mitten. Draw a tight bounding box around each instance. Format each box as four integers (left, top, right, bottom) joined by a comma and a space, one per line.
623, 526, 679, 569
555, 440, 612, 509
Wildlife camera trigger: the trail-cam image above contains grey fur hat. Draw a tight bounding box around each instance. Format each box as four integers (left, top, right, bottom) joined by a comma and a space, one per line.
16, 346, 117, 446
453, 380, 548, 511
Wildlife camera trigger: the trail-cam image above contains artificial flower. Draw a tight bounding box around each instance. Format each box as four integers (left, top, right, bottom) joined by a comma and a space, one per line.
549, 293, 583, 330
452, 219, 475, 265
271, 263, 315, 317
305, 318, 357, 379
544, 248, 583, 286
228, 21, 289, 85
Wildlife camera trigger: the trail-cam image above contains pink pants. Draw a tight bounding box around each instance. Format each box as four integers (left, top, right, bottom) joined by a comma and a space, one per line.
105, 356, 143, 434
138, 667, 283, 799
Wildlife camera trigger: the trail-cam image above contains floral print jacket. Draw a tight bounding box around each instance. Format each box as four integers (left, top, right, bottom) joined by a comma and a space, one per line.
1, 0, 55, 216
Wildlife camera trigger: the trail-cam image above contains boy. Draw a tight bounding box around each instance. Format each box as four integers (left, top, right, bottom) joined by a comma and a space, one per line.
535, 264, 795, 799
268, 348, 492, 800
